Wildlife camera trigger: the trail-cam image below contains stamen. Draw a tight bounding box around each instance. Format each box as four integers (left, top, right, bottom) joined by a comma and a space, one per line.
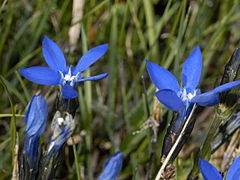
61, 68, 77, 85
59, 68, 81, 86
187, 93, 195, 100
180, 88, 196, 102
64, 74, 72, 81
58, 71, 64, 79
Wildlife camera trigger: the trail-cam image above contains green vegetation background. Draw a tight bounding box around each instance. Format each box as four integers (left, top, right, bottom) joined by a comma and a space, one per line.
0, 0, 240, 179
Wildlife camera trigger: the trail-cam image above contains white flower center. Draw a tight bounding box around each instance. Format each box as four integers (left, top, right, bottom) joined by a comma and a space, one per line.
180, 88, 196, 102
59, 68, 80, 86
64, 74, 76, 82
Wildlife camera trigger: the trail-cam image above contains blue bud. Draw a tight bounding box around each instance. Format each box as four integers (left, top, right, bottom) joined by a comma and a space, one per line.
24, 94, 48, 167
47, 111, 75, 156
98, 152, 124, 180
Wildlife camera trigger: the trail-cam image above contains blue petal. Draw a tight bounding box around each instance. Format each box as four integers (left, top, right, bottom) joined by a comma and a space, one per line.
25, 94, 48, 136
226, 157, 240, 180
24, 136, 39, 168
19, 66, 61, 85
48, 126, 70, 156
62, 84, 78, 99
73, 44, 108, 74
98, 152, 124, 180
182, 46, 202, 90
198, 158, 222, 180
191, 92, 219, 106
146, 60, 180, 92
231, 170, 240, 180
155, 89, 184, 111
191, 80, 240, 107
212, 80, 240, 94
24, 94, 48, 167
42, 36, 67, 72
173, 106, 194, 134
77, 73, 109, 82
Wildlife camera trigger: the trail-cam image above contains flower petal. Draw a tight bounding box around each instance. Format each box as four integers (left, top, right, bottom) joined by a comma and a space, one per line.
155, 89, 184, 111
62, 84, 78, 99
48, 126, 70, 156
19, 66, 61, 85
24, 94, 48, 167
73, 44, 108, 74
146, 60, 180, 92
226, 157, 240, 180
24, 136, 39, 167
198, 158, 222, 180
98, 152, 124, 180
25, 94, 48, 136
182, 46, 202, 90
231, 170, 240, 180
212, 80, 240, 94
42, 36, 67, 72
77, 73, 109, 82
191, 91, 219, 106
191, 80, 240, 107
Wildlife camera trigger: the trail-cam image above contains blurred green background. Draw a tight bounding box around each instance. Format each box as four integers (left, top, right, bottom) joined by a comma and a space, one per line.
1, 0, 240, 179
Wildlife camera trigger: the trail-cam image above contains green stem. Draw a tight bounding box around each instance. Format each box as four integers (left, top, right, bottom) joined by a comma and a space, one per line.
72, 137, 81, 180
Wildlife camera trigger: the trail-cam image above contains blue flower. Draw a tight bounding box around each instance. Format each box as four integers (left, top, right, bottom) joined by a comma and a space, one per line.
199, 157, 240, 180
19, 36, 108, 99
47, 111, 74, 156
98, 152, 124, 180
146, 46, 240, 115
24, 94, 48, 167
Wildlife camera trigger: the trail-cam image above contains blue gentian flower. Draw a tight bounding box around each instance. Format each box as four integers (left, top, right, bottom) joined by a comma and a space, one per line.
47, 111, 74, 156
19, 36, 108, 99
24, 94, 48, 167
146, 46, 240, 129
199, 157, 240, 180
98, 152, 124, 180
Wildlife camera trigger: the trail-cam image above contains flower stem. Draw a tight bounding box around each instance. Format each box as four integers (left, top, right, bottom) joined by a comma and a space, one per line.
72, 137, 81, 180
155, 104, 196, 180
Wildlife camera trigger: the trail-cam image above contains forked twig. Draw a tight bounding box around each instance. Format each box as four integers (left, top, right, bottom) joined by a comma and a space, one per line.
155, 104, 197, 180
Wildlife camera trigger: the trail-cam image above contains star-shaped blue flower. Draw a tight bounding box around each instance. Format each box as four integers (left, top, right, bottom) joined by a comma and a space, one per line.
199, 157, 240, 180
19, 36, 108, 99
146, 46, 240, 113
